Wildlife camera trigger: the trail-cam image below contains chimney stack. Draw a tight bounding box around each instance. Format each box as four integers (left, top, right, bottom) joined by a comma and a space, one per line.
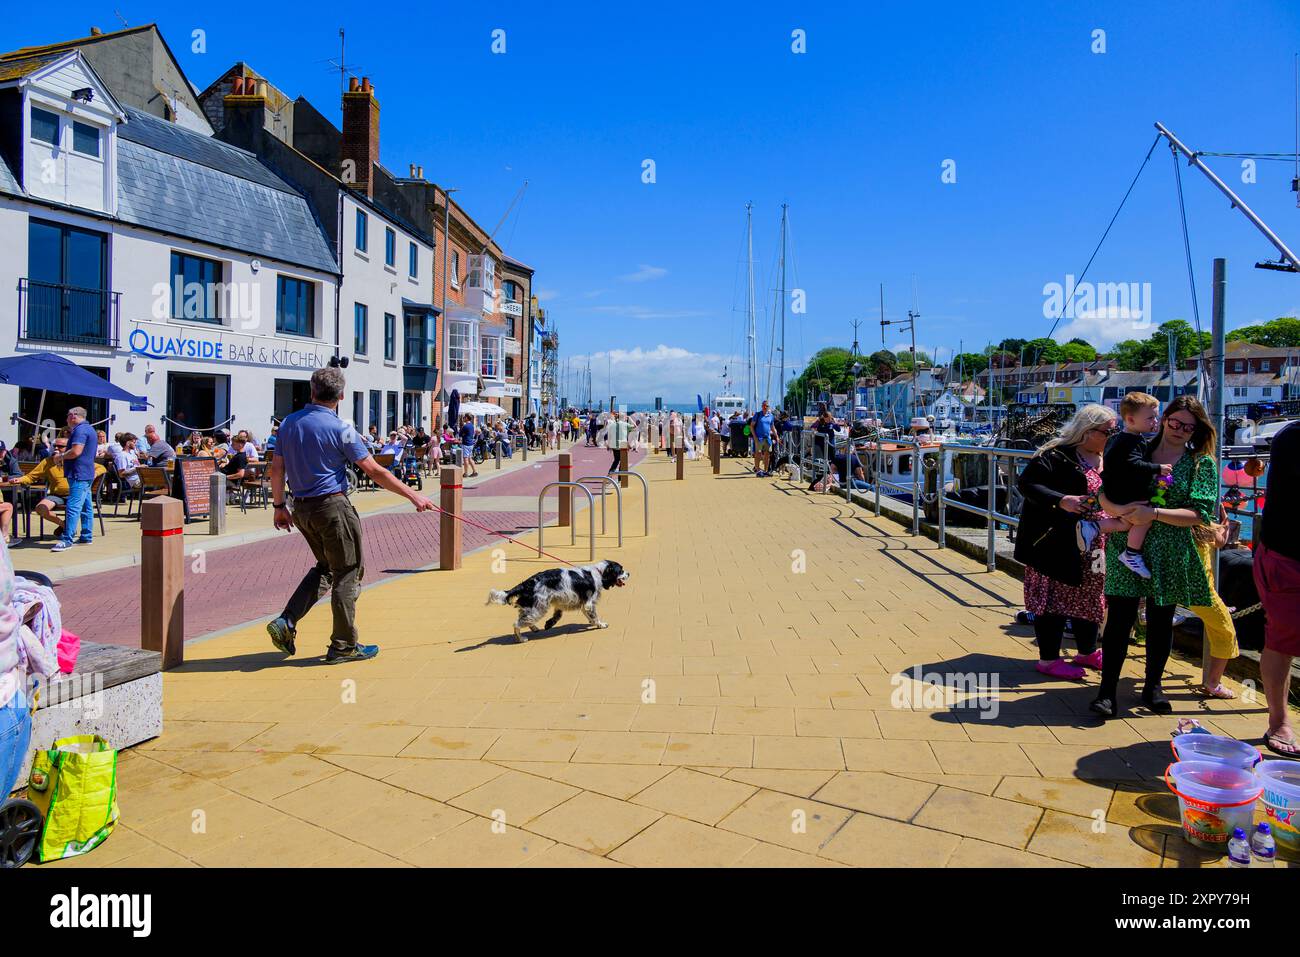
342, 77, 380, 198
90, 26, 103, 36
221, 71, 267, 152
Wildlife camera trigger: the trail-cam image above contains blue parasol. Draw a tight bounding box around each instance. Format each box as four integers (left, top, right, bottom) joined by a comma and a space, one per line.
447, 388, 461, 429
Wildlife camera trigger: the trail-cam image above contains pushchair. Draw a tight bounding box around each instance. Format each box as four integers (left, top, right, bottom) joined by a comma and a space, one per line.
396, 445, 423, 491
1, 569, 52, 868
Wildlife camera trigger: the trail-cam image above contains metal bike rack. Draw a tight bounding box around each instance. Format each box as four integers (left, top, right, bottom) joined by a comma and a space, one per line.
538, 481, 596, 561
608, 470, 649, 535
575, 475, 623, 546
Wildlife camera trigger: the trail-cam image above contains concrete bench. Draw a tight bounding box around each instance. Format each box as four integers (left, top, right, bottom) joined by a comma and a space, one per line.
10, 641, 162, 793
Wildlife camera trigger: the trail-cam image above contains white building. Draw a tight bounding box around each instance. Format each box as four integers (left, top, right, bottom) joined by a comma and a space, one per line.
336, 188, 437, 438
0, 50, 346, 447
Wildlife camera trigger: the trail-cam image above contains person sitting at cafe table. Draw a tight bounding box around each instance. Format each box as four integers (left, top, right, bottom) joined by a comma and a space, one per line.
140, 424, 176, 466
237, 430, 261, 461
0, 441, 24, 544
1, 435, 105, 543
196, 436, 218, 458
112, 433, 143, 489
221, 436, 250, 483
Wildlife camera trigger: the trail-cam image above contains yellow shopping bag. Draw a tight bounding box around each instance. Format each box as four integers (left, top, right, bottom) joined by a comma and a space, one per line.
26, 735, 119, 863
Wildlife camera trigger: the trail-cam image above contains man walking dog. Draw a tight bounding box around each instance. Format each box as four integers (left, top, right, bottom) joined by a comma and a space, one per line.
267, 366, 434, 663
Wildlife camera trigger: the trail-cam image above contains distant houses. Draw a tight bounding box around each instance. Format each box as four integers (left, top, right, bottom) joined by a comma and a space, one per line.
858, 347, 1297, 425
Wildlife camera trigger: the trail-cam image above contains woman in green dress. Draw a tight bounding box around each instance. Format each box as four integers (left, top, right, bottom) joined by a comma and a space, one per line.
1092, 396, 1218, 719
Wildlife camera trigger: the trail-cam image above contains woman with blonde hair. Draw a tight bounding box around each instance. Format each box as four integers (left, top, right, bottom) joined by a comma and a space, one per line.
1016, 404, 1131, 679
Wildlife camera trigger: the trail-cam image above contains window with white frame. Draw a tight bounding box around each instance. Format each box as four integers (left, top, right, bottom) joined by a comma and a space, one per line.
480, 334, 502, 378
1263, 386, 1273, 397
448, 319, 473, 373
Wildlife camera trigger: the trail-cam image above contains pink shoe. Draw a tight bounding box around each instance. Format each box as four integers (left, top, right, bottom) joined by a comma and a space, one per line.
1036, 659, 1087, 680
1072, 649, 1103, 671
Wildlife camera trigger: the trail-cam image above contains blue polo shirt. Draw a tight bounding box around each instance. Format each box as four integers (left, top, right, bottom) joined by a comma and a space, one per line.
752, 412, 775, 441
277, 403, 369, 498
65, 421, 98, 482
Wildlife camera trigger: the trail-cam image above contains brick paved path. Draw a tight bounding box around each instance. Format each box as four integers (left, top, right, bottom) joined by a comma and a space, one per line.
56, 442, 644, 648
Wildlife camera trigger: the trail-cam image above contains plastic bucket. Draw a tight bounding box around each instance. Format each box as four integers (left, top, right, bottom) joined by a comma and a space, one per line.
1256, 760, 1300, 856
1165, 761, 1262, 849
1170, 733, 1262, 771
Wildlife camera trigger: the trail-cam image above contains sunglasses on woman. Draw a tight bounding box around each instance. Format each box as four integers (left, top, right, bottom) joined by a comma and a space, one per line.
1165, 418, 1197, 434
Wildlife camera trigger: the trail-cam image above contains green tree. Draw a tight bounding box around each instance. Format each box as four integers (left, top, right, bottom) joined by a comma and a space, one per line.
1227, 316, 1300, 347
1151, 319, 1211, 364
1109, 339, 1151, 371
868, 349, 898, 380
1024, 337, 1063, 364
895, 350, 932, 372
951, 351, 989, 378
1059, 341, 1097, 363
998, 337, 1028, 354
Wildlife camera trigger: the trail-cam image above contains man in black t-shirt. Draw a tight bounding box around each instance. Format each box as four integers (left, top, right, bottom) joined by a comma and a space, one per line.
221, 436, 249, 482
1254, 421, 1300, 758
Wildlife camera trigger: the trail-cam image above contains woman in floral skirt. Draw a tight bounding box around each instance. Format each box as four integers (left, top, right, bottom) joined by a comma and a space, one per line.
1016, 405, 1131, 679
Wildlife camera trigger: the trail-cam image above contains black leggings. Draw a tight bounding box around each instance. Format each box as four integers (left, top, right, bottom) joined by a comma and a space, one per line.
1098, 596, 1174, 701
1033, 614, 1099, 661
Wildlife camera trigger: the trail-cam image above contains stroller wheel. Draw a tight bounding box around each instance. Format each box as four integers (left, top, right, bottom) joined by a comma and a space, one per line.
0, 799, 43, 868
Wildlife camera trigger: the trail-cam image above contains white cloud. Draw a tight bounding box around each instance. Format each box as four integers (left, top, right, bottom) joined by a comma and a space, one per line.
618, 264, 668, 283
567, 344, 725, 402
1054, 307, 1153, 349
533, 287, 559, 301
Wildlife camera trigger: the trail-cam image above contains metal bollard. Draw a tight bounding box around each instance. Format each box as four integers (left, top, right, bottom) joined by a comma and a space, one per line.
141, 496, 185, 670
209, 471, 227, 535
558, 452, 573, 527
440, 465, 463, 570
986, 454, 997, 573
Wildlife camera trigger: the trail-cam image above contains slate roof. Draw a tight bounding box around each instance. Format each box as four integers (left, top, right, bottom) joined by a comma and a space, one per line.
0, 50, 64, 83
114, 107, 337, 275
0, 151, 21, 196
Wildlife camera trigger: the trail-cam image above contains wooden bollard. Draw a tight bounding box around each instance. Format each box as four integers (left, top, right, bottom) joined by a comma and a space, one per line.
558, 452, 573, 527
710, 433, 721, 474
676, 447, 685, 480
618, 448, 629, 487
439, 465, 463, 570
141, 496, 184, 670
209, 470, 227, 535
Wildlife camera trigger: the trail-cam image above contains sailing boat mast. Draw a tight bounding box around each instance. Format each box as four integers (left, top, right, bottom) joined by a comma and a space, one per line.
745, 202, 757, 413
778, 204, 788, 412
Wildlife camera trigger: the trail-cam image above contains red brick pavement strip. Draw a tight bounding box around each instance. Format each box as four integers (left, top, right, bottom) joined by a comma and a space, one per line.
55, 443, 647, 649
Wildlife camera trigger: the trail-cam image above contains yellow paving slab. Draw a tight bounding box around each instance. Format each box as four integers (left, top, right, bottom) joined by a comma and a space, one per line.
58, 452, 1298, 867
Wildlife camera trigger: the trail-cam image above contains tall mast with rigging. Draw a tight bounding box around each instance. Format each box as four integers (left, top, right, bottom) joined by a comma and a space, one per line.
745, 202, 757, 413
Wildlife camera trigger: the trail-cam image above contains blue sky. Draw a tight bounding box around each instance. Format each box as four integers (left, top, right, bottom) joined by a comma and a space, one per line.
8, 1, 1300, 402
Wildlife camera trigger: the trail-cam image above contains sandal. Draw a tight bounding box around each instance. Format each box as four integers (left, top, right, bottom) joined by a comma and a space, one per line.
1263, 729, 1300, 760
1196, 683, 1236, 700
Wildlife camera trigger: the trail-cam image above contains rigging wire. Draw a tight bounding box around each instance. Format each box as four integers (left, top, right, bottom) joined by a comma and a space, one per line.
1172, 145, 1214, 396
1030, 133, 1164, 374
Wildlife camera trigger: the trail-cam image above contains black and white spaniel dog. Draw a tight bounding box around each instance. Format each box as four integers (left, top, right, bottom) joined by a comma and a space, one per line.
487, 560, 630, 642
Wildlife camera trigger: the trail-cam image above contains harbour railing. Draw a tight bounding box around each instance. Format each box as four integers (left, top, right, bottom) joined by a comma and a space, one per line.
935, 444, 1035, 572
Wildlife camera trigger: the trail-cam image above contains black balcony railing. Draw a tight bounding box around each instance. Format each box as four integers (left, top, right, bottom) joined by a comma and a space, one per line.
19, 279, 120, 347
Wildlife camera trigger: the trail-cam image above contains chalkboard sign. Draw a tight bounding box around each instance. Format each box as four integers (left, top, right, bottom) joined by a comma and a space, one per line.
174, 455, 217, 522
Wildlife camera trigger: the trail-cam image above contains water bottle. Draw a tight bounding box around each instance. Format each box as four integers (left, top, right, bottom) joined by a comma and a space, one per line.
1250, 823, 1276, 867
1227, 827, 1251, 868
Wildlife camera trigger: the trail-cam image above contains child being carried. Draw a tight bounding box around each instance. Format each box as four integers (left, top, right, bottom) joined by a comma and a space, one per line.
1085, 392, 1171, 579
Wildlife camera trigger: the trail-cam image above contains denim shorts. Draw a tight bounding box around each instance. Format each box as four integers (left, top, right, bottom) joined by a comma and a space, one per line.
0, 691, 33, 796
